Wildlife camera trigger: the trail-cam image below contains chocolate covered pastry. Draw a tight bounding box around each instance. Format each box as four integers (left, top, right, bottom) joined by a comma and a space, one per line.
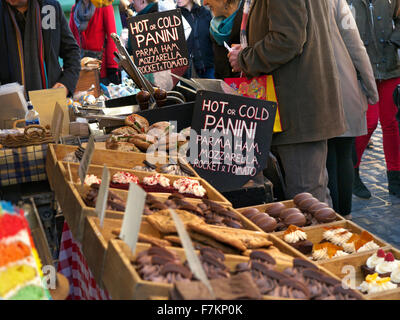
83, 184, 126, 212
192, 247, 230, 280
282, 225, 313, 255
134, 246, 192, 284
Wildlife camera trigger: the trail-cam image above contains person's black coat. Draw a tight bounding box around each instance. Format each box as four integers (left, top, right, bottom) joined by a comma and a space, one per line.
179, 4, 214, 71
210, 3, 243, 80
0, 0, 81, 95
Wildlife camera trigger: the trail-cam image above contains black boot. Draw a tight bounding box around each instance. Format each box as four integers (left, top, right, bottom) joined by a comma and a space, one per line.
388, 171, 400, 197
353, 168, 371, 199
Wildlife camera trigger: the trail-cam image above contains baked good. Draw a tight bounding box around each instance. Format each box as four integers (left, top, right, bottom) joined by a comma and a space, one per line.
314, 207, 336, 223
127, 134, 156, 151
124, 114, 149, 133
360, 273, 398, 294
283, 212, 306, 227
172, 178, 207, 198
323, 227, 353, 246
110, 172, 140, 190
0, 202, 50, 300
134, 246, 192, 284
105, 137, 141, 152
83, 184, 126, 212
312, 243, 349, 261
148, 121, 171, 134
293, 192, 313, 206
187, 223, 273, 252
283, 225, 313, 254
145, 209, 205, 234
265, 202, 286, 218
111, 126, 138, 136
361, 249, 387, 277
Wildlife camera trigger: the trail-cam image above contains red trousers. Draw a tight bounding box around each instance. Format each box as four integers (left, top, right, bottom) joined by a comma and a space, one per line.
355, 77, 400, 171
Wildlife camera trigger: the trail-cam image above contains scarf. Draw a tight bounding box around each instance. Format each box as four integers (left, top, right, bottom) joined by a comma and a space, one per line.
74, 0, 96, 32
209, 1, 242, 46
0, 0, 47, 95
138, 2, 157, 15
240, 0, 254, 48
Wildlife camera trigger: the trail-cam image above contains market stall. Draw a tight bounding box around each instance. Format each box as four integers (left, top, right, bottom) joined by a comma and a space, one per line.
1, 7, 400, 303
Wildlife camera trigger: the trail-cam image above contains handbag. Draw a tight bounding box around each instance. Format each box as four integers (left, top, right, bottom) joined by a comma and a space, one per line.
224, 75, 283, 133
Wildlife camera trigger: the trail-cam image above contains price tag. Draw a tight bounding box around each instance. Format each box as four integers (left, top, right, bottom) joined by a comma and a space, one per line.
119, 183, 146, 253
50, 103, 64, 145
95, 165, 110, 228
168, 208, 215, 299
78, 135, 95, 186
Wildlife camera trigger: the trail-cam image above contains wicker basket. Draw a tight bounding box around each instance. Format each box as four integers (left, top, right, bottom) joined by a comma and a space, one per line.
0, 119, 54, 148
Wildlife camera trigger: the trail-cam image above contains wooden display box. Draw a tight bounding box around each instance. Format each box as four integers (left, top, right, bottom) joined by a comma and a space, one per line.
102, 240, 250, 300
81, 216, 161, 286
81, 207, 278, 284
57, 161, 230, 205
46, 143, 199, 190
75, 69, 101, 97
274, 220, 391, 263
318, 248, 400, 300
236, 200, 345, 232
101, 234, 348, 300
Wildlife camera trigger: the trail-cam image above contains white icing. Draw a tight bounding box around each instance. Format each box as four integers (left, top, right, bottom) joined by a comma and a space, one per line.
112, 172, 138, 184
390, 268, 400, 284
312, 248, 328, 261
142, 173, 170, 187
357, 241, 380, 253
343, 242, 356, 253
173, 178, 206, 197
359, 275, 397, 294
333, 250, 349, 258
84, 174, 101, 185
284, 230, 307, 244
366, 253, 385, 269
375, 261, 399, 275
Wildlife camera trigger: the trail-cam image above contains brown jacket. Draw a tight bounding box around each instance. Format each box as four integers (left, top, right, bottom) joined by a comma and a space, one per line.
239, 0, 346, 146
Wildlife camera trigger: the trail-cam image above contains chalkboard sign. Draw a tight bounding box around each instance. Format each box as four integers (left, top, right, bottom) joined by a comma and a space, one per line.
127, 9, 189, 75
188, 90, 277, 192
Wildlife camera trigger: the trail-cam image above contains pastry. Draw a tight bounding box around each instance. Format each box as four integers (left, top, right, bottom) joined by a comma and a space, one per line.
297, 197, 320, 213
172, 178, 207, 198
359, 273, 397, 294
111, 126, 138, 136
283, 212, 306, 227
361, 249, 386, 277
187, 223, 273, 252
293, 192, 313, 206
136, 91, 151, 110
283, 225, 313, 254
312, 243, 348, 261
105, 137, 141, 152
124, 114, 149, 133
265, 202, 286, 218
83, 184, 126, 212
314, 207, 336, 223
110, 171, 140, 190
145, 209, 205, 234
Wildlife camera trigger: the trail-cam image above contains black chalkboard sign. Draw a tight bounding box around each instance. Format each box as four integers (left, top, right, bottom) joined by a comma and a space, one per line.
188, 90, 277, 192
127, 9, 189, 75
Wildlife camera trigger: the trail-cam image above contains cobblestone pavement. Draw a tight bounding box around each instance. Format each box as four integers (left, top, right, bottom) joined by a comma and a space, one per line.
351, 126, 400, 249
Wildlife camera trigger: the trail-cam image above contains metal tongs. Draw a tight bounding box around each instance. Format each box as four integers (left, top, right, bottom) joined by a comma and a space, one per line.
111, 33, 156, 105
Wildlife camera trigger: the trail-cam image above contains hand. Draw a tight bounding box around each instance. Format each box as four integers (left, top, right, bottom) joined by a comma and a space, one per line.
52, 82, 68, 97
228, 44, 243, 73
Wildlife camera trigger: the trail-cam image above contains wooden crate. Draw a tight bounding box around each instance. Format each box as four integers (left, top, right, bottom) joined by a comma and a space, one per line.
102, 240, 250, 300
274, 220, 391, 263
318, 247, 400, 300
236, 200, 345, 233
58, 161, 230, 205
101, 235, 352, 300
46, 143, 199, 189
81, 216, 162, 286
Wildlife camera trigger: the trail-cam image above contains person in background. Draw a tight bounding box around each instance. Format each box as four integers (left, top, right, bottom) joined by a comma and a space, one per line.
177, 0, 215, 79
0, 0, 81, 97
119, 0, 134, 29
347, 0, 400, 199
228, 0, 347, 204
326, 0, 379, 219
205, 0, 243, 80
69, 0, 120, 85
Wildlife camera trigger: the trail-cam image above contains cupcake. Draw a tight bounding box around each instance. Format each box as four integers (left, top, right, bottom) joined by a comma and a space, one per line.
283, 225, 313, 254
359, 273, 397, 294
375, 253, 399, 278
361, 249, 386, 277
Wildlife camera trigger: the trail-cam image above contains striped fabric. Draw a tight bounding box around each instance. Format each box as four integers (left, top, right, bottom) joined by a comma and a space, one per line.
0, 144, 48, 187
240, 0, 254, 48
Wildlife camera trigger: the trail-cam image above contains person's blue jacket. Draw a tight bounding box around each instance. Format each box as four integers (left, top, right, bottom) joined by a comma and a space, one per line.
179, 3, 214, 72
